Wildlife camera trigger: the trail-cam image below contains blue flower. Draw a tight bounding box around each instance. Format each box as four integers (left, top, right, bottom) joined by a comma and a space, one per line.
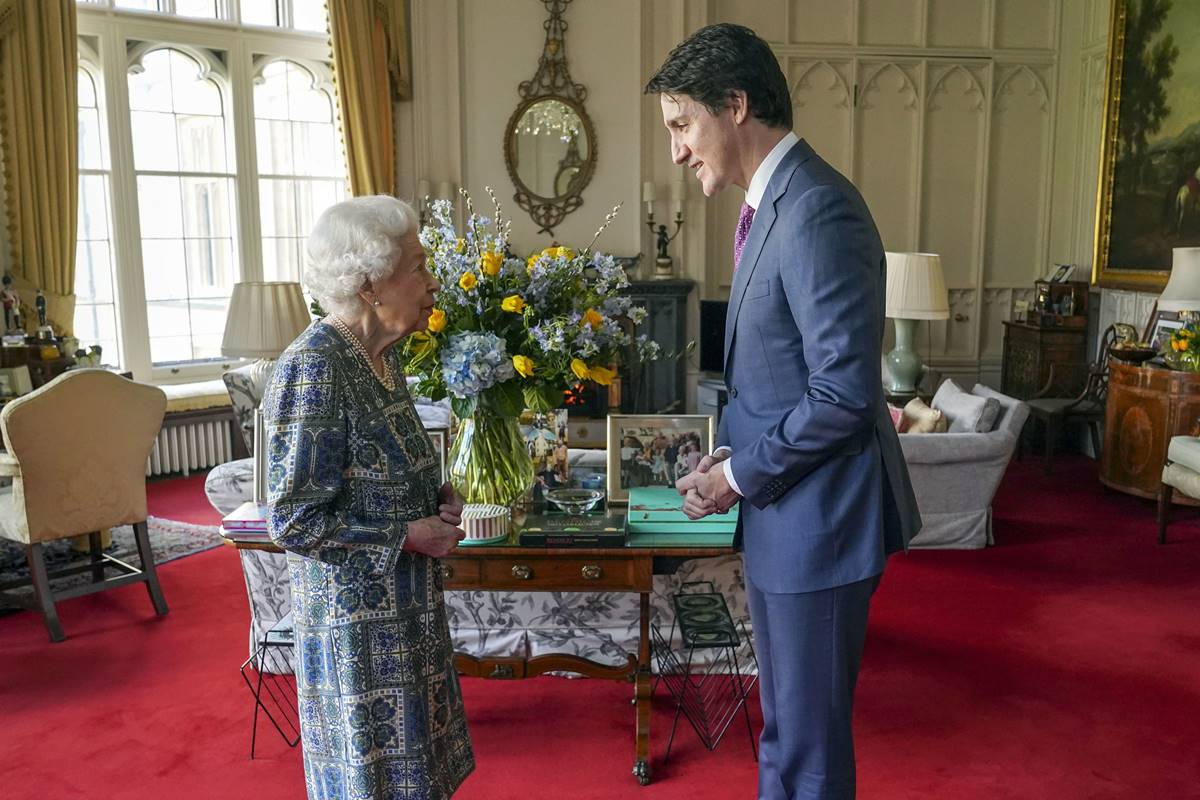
439, 331, 515, 398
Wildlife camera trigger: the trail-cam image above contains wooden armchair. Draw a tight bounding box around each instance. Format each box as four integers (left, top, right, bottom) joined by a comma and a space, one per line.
1023, 326, 1115, 474
0, 370, 168, 641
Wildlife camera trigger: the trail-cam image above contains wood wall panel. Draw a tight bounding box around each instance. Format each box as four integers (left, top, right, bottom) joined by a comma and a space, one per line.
921, 63, 987, 289
789, 0, 854, 44
858, 0, 922, 47
715, 0, 786, 43
994, 0, 1057, 50
984, 66, 1051, 285
788, 59, 853, 175
926, 0, 988, 48
855, 62, 921, 252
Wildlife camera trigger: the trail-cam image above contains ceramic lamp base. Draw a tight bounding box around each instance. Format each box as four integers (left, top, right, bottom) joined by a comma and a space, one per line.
886, 318, 923, 394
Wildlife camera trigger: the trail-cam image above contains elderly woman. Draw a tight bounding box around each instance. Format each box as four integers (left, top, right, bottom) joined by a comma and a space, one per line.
263, 195, 474, 800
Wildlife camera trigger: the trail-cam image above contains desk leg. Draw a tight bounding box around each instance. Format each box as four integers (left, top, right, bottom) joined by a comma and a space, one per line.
633, 591, 652, 786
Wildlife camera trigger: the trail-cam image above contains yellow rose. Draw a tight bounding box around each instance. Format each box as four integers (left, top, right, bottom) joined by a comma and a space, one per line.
512, 354, 535, 378
581, 307, 604, 330
1180, 339, 1190, 353
543, 246, 575, 260
526, 253, 541, 272
454, 238, 466, 254
571, 358, 590, 380
481, 250, 503, 276
426, 307, 446, 333
458, 272, 477, 291
501, 294, 527, 313
588, 365, 616, 386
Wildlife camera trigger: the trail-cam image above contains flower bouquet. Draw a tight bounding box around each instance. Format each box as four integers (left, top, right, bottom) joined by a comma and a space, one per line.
1165, 322, 1200, 371
403, 189, 659, 506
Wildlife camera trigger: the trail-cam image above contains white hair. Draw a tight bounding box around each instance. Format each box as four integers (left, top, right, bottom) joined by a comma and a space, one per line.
305, 195, 419, 318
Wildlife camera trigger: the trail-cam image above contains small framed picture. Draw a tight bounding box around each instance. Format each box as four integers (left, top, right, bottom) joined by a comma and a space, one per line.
606, 414, 715, 504
520, 408, 569, 500
426, 427, 449, 484
1048, 263, 1074, 283
1149, 314, 1184, 353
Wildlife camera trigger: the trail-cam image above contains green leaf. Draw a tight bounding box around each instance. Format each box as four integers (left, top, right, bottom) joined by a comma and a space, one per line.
451, 396, 476, 419
487, 381, 526, 418
522, 383, 561, 413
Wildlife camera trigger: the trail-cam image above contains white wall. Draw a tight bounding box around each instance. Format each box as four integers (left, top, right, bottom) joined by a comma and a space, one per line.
400, 0, 1136, 404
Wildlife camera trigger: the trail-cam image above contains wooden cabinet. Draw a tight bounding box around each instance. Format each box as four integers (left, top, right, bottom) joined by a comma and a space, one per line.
1101, 361, 1200, 503
621, 279, 694, 414
1001, 321, 1088, 400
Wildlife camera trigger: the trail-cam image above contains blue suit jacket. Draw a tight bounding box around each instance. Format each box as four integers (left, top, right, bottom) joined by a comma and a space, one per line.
721, 139, 922, 595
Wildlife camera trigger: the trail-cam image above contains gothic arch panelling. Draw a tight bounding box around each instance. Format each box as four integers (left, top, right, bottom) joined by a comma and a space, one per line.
788, 59, 853, 174
856, 61, 921, 251
984, 64, 1052, 287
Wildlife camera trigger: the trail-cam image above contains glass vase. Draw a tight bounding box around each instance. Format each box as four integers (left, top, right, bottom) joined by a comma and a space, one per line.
448, 415, 534, 508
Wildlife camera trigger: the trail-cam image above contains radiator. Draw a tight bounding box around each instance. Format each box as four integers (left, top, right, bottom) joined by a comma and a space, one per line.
146, 418, 235, 477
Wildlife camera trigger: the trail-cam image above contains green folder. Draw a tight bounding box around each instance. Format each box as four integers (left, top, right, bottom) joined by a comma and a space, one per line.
624, 487, 737, 547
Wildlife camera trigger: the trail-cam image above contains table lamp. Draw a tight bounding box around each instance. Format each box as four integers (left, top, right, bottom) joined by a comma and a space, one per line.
1157, 248, 1200, 322
221, 281, 312, 397
885, 252, 949, 393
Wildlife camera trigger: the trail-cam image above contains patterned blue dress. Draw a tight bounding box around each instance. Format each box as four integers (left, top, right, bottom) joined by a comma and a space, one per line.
264, 320, 474, 800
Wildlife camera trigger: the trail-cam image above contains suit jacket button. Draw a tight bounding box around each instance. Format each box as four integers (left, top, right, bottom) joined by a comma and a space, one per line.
729, 387, 738, 398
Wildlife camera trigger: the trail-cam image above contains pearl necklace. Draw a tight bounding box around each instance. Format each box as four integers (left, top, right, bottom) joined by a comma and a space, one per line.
328, 315, 397, 392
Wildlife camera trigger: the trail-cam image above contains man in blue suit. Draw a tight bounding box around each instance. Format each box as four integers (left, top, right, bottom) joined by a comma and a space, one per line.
647, 24, 921, 799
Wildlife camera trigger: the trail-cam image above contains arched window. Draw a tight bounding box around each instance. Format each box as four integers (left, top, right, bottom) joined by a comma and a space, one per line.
74, 61, 121, 365
254, 59, 346, 282
128, 46, 237, 364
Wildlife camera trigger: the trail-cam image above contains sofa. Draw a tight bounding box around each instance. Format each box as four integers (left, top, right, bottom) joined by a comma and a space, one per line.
899, 382, 1029, 549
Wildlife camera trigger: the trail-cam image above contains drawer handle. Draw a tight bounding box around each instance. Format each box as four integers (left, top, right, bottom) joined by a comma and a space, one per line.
581, 564, 603, 580
511, 564, 532, 580
440, 564, 454, 579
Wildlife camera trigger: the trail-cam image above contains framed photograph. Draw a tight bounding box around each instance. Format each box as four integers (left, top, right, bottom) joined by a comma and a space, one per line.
426, 427, 449, 484
606, 414, 714, 504
519, 409, 569, 500
1094, 0, 1200, 290
1048, 263, 1074, 283
1149, 313, 1183, 353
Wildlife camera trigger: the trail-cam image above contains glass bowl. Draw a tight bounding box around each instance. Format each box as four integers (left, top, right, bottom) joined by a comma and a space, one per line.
1107, 344, 1157, 365
545, 488, 604, 515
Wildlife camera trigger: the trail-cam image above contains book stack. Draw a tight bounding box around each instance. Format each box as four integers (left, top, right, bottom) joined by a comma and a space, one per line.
518, 511, 626, 547
221, 501, 271, 541
625, 487, 738, 547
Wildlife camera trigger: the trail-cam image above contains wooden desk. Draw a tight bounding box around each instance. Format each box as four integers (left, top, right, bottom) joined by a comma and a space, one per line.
223, 533, 734, 785
1102, 360, 1200, 503
1001, 321, 1087, 400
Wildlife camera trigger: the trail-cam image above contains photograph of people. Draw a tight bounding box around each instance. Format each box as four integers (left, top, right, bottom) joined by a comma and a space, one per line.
264, 195, 475, 800
649, 24, 922, 800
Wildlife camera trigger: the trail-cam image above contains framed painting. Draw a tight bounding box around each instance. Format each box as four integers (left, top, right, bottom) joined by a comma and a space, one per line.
1094, 0, 1200, 289
605, 414, 714, 504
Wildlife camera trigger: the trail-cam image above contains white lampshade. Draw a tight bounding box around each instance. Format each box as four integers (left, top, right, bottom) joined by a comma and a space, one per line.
885, 252, 950, 320
221, 281, 311, 359
1157, 248, 1200, 312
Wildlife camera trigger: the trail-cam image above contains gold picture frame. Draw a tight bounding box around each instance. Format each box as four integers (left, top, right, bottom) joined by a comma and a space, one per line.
606, 414, 714, 504
1094, 0, 1200, 289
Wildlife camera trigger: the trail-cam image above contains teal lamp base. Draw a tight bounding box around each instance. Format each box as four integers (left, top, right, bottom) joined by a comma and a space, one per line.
886, 318, 923, 394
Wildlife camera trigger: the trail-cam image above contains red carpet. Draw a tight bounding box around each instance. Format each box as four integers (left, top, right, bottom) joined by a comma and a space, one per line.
2, 456, 1199, 799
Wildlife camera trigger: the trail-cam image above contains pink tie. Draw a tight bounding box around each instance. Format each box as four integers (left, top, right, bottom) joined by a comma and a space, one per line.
733, 202, 755, 270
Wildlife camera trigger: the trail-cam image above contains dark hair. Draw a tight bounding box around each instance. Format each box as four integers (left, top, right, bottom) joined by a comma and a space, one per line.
644, 23, 791, 129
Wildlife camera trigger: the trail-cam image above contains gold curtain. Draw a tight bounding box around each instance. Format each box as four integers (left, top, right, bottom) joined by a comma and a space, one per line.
328, 0, 410, 197
0, 0, 77, 334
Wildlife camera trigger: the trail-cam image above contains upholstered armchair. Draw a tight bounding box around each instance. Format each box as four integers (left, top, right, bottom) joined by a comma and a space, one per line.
0, 370, 169, 641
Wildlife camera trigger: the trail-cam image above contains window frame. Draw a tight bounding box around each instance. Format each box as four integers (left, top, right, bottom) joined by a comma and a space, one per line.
77, 4, 339, 383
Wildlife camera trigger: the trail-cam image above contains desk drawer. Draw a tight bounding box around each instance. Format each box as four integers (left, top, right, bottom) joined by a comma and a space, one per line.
479, 556, 647, 591
438, 557, 481, 588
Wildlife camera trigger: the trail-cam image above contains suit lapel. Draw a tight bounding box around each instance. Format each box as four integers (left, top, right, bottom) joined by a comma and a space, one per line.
723, 139, 814, 367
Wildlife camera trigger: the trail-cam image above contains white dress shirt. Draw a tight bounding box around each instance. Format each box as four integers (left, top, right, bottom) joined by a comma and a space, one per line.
715, 131, 800, 498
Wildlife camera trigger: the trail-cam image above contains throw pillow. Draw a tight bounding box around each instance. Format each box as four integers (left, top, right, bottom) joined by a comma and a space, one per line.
901, 397, 947, 434
931, 379, 1001, 433
887, 403, 906, 432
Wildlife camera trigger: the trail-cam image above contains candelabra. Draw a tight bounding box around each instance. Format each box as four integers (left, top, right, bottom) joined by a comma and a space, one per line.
643, 180, 686, 280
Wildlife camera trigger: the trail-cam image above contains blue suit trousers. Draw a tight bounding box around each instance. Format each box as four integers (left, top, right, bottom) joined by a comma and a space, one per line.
745, 569, 880, 800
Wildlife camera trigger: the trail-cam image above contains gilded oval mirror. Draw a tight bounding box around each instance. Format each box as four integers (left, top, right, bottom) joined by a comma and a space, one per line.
503, 0, 596, 235
505, 96, 595, 204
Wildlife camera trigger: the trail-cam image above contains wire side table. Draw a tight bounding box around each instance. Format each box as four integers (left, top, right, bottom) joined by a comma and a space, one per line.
651, 582, 758, 761
239, 612, 301, 757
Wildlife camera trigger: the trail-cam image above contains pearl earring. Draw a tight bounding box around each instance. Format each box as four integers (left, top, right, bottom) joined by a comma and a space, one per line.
373, 299, 382, 306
